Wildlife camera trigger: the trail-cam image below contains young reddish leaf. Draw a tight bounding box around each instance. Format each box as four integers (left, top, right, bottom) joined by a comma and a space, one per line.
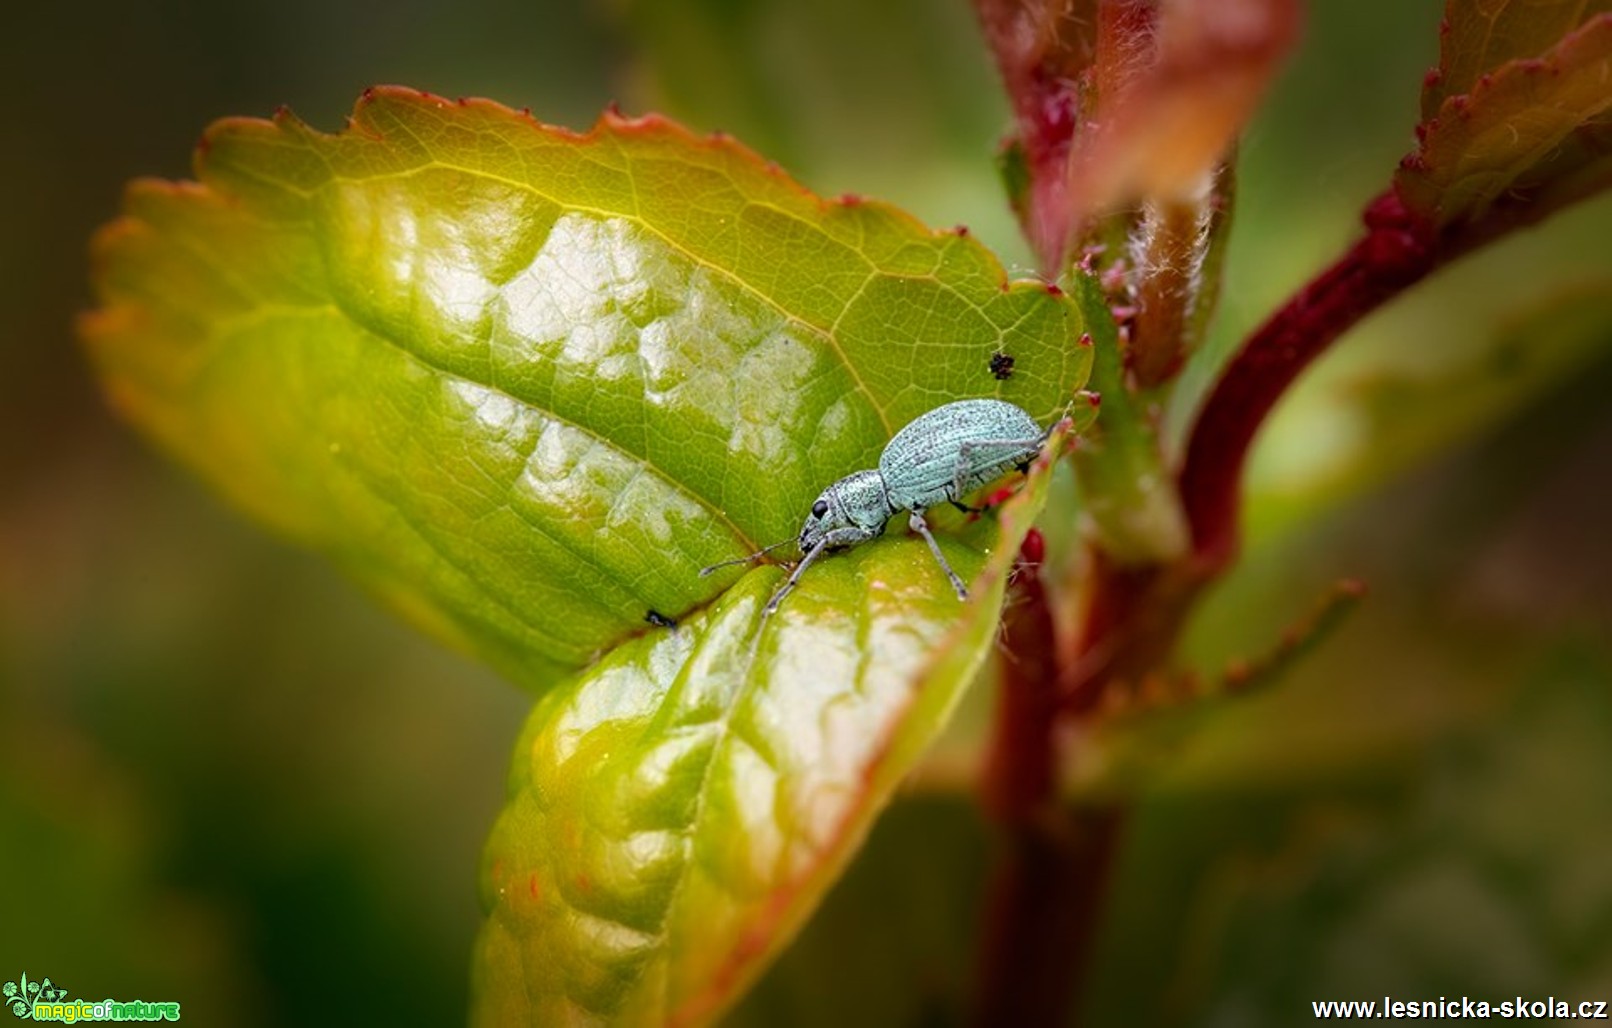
82, 88, 1093, 694
975, 0, 1296, 271
473, 426, 1072, 1027
974, 0, 1098, 270
1065, 0, 1298, 233
1398, 12, 1612, 244
1422, 0, 1612, 120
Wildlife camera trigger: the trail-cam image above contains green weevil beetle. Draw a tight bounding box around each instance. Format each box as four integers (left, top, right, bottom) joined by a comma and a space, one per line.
701, 398, 1056, 619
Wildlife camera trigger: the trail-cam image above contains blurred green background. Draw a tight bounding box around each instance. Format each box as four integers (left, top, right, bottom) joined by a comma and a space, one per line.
4, 1, 1611, 1024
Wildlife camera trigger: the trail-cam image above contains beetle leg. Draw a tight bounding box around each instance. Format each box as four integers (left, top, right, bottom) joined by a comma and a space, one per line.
762, 546, 827, 616
762, 527, 875, 616
908, 510, 969, 600
949, 499, 985, 514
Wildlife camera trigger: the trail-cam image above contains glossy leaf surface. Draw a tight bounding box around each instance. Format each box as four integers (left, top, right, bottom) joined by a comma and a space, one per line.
83, 88, 1093, 692
473, 424, 1071, 1026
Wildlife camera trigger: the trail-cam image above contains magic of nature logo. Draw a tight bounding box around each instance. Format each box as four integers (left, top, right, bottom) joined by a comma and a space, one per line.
3, 974, 180, 1022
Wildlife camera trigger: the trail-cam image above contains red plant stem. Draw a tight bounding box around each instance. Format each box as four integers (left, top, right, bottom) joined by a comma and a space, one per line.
1178, 191, 1438, 569
974, 533, 1131, 1027
982, 530, 1060, 822
970, 191, 1438, 1023
974, 531, 1099, 1027
1061, 552, 1177, 715
974, 192, 1442, 1026
971, 806, 1125, 1028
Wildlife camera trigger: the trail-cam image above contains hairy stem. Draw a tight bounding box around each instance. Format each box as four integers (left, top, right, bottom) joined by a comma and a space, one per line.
1130, 195, 1206, 386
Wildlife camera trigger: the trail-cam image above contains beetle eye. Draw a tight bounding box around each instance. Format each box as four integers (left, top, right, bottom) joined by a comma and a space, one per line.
811, 499, 829, 518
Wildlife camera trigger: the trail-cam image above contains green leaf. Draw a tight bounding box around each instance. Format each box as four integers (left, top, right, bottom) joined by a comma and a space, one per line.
472, 425, 1069, 1026
1398, 11, 1612, 238
1064, 276, 1189, 564
83, 88, 1093, 693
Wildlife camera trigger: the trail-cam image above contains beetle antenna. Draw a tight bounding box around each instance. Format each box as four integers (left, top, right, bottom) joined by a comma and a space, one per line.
699, 537, 795, 576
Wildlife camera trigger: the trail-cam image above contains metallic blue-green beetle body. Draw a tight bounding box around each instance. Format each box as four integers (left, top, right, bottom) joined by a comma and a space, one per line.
879, 399, 1042, 514
703, 398, 1051, 617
